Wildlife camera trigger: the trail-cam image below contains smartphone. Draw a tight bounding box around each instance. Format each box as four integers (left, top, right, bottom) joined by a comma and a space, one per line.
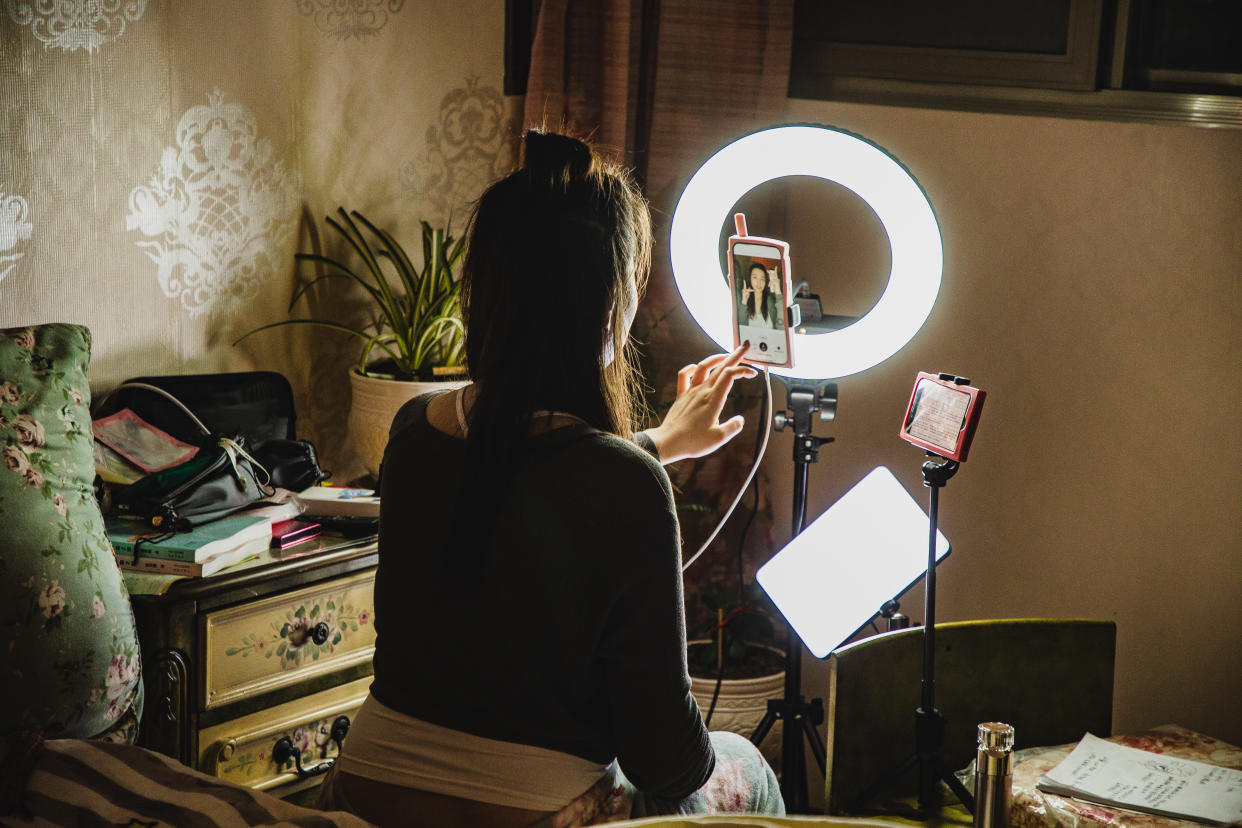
728, 213, 794, 368
898, 372, 986, 462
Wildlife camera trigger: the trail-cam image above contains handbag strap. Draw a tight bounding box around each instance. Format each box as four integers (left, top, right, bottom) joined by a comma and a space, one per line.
220, 436, 273, 490
95, 382, 212, 438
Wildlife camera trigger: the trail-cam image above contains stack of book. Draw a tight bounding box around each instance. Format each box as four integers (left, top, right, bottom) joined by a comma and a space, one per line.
107, 515, 274, 578
106, 485, 379, 581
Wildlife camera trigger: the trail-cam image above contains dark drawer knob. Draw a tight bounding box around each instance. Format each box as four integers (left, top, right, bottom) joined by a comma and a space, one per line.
272, 715, 351, 779
311, 621, 331, 645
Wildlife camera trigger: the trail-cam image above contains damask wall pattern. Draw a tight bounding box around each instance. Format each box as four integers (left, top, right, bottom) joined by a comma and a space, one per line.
0, 0, 516, 479
400, 76, 519, 228
0, 189, 32, 301
126, 89, 302, 318
3, 0, 147, 52
295, 0, 405, 40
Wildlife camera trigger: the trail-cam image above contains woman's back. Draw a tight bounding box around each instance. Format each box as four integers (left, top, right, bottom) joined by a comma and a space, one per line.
325, 129, 781, 826
370, 392, 712, 796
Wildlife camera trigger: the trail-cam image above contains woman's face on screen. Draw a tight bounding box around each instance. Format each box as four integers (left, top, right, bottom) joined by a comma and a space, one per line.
749, 265, 768, 292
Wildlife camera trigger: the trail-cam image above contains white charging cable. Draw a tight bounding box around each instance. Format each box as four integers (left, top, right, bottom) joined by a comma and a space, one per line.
682, 366, 773, 572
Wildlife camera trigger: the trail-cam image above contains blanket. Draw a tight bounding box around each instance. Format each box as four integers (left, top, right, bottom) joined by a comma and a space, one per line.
0, 736, 372, 827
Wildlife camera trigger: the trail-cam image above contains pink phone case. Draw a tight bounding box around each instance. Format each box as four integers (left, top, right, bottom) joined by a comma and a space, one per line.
728, 213, 794, 369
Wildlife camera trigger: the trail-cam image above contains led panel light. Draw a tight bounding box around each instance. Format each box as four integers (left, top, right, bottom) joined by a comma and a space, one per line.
756, 466, 949, 658
670, 125, 943, 380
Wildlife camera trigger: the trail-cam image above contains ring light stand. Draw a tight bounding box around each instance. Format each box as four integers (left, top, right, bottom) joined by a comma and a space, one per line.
749, 377, 836, 811
670, 125, 944, 813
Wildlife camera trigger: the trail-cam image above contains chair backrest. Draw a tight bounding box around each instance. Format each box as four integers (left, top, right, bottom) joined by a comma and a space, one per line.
823, 618, 1115, 814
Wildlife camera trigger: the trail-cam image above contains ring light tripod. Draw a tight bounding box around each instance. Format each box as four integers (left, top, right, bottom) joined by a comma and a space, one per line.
749, 377, 836, 813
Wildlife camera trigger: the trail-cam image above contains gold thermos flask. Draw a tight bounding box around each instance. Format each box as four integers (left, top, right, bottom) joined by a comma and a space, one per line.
973, 722, 1014, 828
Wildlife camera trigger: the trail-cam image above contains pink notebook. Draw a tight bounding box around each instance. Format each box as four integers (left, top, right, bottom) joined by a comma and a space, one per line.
92, 409, 199, 474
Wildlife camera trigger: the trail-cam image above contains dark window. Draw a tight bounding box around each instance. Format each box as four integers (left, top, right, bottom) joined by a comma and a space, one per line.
789, 0, 1242, 100
790, 0, 1105, 93
1128, 0, 1242, 94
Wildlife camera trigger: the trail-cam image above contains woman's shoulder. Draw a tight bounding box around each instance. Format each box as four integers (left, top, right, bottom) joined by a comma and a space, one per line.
569, 430, 674, 502
389, 390, 454, 438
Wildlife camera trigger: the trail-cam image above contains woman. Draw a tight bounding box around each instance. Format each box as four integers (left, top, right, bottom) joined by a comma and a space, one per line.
322, 130, 783, 826
738, 262, 779, 329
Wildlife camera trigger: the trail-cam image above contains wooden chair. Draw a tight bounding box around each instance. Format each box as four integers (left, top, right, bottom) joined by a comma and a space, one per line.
823, 618, 1116, 815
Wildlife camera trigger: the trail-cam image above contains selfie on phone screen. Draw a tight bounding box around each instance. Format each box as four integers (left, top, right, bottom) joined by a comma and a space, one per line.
731, 241, 790, 365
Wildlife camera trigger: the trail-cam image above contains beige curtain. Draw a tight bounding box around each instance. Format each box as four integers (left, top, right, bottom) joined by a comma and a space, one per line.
524, 0, 795, 623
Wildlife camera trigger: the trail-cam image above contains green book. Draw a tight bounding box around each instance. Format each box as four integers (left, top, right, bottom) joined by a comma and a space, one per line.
115, 536, 269, 578
106, 515, 272, 563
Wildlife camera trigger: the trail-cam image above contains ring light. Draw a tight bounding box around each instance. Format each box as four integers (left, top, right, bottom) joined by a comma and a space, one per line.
670, 125, 942, 380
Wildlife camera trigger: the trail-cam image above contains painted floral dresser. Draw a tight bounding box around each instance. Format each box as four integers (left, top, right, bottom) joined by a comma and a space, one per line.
128, 533, 378, 799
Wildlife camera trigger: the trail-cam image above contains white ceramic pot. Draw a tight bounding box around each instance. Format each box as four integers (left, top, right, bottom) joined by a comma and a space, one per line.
347, 369, 468, 479
688, 641, 786, 771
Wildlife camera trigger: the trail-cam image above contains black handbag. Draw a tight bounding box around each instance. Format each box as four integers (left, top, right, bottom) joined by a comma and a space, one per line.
252, 437, 326, 493
100, 383, 275, 529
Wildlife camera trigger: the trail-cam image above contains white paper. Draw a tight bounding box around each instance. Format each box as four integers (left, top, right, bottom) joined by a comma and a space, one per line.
1037, 733, 1242, 824
907, 381, 970, 453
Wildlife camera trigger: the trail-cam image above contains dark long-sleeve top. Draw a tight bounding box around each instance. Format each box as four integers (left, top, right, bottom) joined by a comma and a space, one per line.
369, 394, 714, 801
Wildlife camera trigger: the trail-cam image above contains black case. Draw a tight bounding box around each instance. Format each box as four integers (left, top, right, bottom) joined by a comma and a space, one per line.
98, 371, 327, 496
106, 371, 298, 446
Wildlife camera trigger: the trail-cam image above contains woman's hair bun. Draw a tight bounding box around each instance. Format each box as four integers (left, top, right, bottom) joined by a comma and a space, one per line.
524, 129, 593, 179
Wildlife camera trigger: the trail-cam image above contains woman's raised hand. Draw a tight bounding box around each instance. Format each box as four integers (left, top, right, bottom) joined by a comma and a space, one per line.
642, 343, 757, 465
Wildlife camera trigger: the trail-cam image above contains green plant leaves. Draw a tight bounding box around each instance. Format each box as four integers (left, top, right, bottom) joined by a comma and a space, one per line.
234, 207, 467, 378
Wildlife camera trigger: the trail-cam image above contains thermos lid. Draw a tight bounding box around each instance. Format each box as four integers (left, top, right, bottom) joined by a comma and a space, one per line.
977, 721, 1015, 751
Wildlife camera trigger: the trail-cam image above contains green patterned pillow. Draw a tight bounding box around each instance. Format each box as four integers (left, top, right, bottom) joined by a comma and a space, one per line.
0, 324, 143, 740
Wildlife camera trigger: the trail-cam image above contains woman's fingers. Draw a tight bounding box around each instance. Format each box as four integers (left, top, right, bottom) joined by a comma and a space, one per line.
680, 353, 727, 392
678, 343, 754, 396
676, 362, 696, 395
715, 343, 751, 375
707, 365, 754, 412
715, 414, 745, 442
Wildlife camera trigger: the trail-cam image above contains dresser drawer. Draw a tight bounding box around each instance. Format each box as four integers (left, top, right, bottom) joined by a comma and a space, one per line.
198, 676, 372, 790
201, 570, 376, 709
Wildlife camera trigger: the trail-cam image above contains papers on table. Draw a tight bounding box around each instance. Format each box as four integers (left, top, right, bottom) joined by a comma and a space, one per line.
1037, 733, 1242, 825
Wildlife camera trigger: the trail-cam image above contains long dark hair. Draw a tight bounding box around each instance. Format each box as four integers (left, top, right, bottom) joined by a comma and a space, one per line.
456, 128, 651, 551
745, 262, 773, 322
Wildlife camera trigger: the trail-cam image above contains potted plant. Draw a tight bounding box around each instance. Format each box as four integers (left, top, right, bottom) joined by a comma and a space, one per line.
688, 580, 787, 769
238, 208, 468, 477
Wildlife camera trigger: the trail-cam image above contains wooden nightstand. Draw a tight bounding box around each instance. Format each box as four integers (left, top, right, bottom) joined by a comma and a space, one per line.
129, 532, 378, 797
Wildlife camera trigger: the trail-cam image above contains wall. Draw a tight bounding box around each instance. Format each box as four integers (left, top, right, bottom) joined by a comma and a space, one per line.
0, 0, 519, 480
762, 99, 1242, 748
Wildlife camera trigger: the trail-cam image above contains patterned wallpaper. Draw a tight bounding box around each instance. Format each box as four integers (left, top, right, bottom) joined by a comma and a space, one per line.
0, 0, 521, 480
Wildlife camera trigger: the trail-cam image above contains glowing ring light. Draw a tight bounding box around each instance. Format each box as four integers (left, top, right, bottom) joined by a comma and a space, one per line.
670, 125, 942, 380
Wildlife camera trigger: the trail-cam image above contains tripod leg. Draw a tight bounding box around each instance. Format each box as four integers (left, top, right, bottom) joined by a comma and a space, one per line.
801, 714, 826, 773
782, 718, 807, 813
796, 744, 809, 811
934, 757, 975, 813
847, 752, 918, 813
751, 709, 777, 747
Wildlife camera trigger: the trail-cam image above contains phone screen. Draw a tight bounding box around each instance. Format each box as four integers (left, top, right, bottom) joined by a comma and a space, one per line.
730, 241, 791, 366
903, 379, 971, 456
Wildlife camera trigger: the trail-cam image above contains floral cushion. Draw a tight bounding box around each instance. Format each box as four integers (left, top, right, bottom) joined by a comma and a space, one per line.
0, 324, 142, 740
